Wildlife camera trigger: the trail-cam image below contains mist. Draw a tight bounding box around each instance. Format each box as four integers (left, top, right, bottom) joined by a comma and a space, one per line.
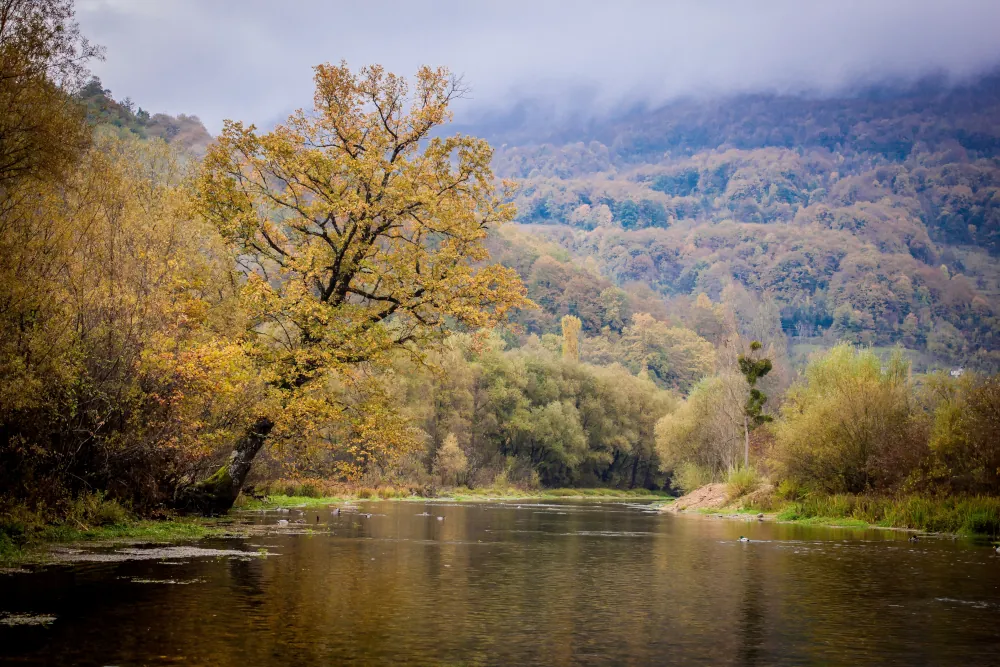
77, 0, 1000, 134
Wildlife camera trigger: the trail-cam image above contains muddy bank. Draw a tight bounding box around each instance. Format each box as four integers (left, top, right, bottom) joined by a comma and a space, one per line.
661, 483, 731, 512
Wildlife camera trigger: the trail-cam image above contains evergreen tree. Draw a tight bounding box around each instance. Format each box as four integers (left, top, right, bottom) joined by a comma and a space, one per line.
737, 341, 773, 467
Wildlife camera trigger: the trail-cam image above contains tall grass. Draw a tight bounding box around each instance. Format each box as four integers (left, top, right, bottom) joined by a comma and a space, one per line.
725, 466, 761, 500
771, 494, 1000, 536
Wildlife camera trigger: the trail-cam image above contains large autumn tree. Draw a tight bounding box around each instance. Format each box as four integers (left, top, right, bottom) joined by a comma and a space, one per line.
0, 0, 100, 191
187, 63, 529, 513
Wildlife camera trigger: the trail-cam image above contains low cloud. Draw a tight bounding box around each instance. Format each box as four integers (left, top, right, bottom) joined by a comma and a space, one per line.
78, 0, 1000, 133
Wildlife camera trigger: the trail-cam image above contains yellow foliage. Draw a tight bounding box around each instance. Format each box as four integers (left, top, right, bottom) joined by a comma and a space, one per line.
0, 132, 266, 503
196, 63, 530, 386
770, 344, 921, 493
434, 433, 468, 486
193, 62, 532, 480
561, 315, 582, 363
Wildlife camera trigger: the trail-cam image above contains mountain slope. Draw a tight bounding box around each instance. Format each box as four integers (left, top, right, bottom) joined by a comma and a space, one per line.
481, 74, 1000, 372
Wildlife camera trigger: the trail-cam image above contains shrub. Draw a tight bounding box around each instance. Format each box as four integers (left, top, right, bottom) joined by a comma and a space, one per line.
66, 493, 131, 528
922, 374, 1000, 494
775, 479, 804, 502
725, 466, 761, 500
771, 344, 925, 493
673, 462, 715, 495
297, 483, 321, 498
656, 374, 747, 474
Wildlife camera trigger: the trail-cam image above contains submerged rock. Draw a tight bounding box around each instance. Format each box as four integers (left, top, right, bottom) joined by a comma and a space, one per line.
0, 612, 57, 626
50, 545, 270, 563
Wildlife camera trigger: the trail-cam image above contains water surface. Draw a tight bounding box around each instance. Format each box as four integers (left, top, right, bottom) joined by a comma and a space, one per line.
2, 501, 999, 665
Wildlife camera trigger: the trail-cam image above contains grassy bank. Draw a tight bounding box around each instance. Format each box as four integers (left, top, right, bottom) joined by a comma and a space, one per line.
241, 486, 671, 510
667, 475, 1000, 536
760, 494, 1000, 536
0, 518, 227, 567
1, 487, 667, 565
0, 491, 245, 566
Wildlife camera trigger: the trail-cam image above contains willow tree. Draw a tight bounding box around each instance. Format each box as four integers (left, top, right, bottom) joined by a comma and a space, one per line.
186, 63, 529, 513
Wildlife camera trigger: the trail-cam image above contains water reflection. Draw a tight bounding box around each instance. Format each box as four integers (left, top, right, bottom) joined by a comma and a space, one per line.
2, 501, 999, 665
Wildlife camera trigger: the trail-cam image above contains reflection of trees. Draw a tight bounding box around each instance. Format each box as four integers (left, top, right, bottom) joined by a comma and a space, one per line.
226, 556, 265, 607
737, 545, 765, 667
17, 506, 999, 664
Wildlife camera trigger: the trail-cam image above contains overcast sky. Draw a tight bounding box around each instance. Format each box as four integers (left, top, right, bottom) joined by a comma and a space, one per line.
77, 0, 1000, 134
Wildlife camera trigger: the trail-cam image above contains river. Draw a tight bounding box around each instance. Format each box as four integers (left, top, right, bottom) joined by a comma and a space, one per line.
2, 500, 999, 665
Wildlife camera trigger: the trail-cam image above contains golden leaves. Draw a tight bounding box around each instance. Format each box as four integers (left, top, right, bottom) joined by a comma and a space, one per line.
196, 61, 530, 392
190, 62, 533, 477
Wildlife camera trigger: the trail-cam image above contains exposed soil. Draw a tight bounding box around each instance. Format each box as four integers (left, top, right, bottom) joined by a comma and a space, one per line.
662, 483, 731, 512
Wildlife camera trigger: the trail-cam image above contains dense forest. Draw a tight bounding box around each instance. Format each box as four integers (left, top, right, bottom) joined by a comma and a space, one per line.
1, 0, 998, 542
479, 75, 1000, 373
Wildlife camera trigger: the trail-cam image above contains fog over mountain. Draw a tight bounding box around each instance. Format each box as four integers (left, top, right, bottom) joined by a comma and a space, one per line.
78, 0, 1000, 133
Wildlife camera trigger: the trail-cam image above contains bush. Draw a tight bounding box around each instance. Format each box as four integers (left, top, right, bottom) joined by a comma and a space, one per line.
921, 374, 1000, 494
771, 344, 925, 493
65, 493, 131, 528
673, 462, 715, 495
655, 374, 747, 474
775, 479, 804, 502
725, 466, 761, 500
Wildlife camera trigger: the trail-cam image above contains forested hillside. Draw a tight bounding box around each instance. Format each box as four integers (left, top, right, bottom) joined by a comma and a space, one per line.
477, 74, 1000, 372
79, 76, 213, 155
2, 0, 999, 540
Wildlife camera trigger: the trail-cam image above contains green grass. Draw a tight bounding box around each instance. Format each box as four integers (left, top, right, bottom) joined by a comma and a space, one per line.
0, 518, 227, 567
40, 519, 216, 543
772, 509, 873, 529
0, 532, 25, 566
757, 494, 1000, 536
240, 495, 349, 510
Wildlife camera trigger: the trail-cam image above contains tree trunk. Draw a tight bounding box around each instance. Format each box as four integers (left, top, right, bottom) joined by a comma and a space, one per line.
744, 416, 750, 469
174, 416, 274, 515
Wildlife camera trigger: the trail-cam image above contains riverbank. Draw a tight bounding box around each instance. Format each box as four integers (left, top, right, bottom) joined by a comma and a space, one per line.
0, 518, 236, 568
241, 487, 670, 510
1, 488, 668, 566
664, 484, 1000, 536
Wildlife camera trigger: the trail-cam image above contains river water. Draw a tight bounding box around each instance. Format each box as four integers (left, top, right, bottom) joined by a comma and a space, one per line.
2, 500, 999, 666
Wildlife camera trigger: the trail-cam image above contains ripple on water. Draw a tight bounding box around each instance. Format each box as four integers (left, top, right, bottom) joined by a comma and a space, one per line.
935, 597, 1000, 610
119, 577, 207, 585
560, 530, 657, 537
6, 501, 999, 666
